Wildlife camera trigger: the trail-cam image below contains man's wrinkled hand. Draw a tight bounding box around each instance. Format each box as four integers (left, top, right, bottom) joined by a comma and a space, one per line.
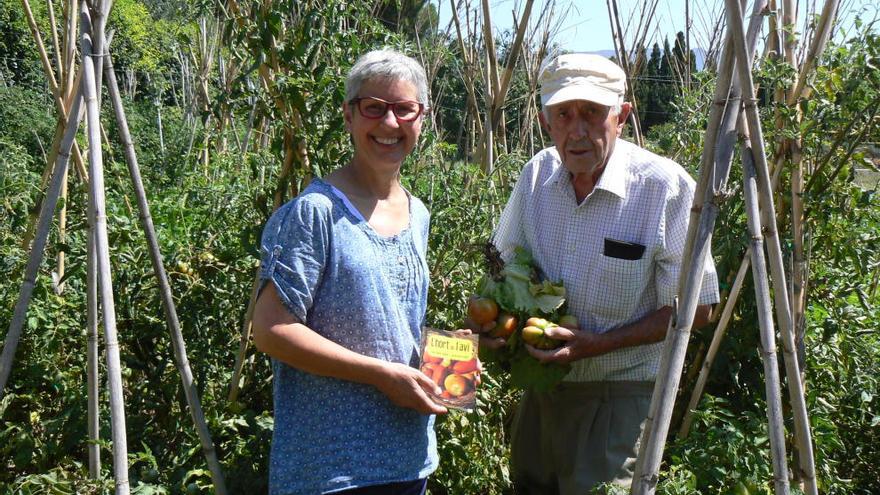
525, 325, 607, 364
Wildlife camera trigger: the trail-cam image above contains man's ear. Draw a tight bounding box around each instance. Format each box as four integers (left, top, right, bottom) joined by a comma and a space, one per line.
617, 102, 633, 133
538, 111, 550, 132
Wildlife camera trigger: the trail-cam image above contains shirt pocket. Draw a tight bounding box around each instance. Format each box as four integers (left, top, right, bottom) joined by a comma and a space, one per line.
588, 254, 651, 321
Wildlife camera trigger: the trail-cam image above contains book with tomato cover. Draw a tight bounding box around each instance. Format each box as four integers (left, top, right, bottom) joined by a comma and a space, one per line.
418, 328, 479, 412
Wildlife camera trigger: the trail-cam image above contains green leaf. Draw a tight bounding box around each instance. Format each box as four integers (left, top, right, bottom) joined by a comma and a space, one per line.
509, 353, 570, 391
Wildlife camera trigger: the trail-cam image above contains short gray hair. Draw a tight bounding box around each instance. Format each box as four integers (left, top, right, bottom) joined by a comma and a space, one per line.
345, 49, 429, 107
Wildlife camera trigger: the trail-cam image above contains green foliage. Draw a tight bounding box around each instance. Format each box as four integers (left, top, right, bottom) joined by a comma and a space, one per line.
107, 0, 182, 96
0, 86, 56, 162
0, 0, 43, 85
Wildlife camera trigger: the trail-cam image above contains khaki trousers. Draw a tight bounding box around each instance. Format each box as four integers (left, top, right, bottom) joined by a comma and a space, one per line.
510, 381, 653, 495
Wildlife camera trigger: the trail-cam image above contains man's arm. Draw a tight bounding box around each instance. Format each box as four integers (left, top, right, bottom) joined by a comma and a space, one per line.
527, 304, 713, 364
252, 283, 446, 414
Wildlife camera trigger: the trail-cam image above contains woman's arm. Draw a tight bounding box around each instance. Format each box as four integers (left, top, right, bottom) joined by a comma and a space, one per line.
252, 283, 447, 415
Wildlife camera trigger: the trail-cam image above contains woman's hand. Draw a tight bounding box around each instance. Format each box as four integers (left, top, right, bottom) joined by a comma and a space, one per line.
373, 362, 448, 415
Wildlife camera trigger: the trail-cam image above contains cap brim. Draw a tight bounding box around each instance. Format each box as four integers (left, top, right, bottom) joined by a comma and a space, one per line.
541, 83, 621, 108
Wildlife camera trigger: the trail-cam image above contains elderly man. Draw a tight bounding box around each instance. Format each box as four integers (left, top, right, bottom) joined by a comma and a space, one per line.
487, 53, 720, 493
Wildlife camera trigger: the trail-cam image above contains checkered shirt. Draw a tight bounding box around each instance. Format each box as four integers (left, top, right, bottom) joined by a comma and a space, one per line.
493, 139, 720, 382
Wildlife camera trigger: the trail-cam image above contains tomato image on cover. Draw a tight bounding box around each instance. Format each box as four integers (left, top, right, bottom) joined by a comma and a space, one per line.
419, 328, 479, 411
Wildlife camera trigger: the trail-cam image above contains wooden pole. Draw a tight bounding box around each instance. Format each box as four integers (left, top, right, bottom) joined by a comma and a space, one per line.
678, 249, 750, 438
607, 0, 643, 146
103, 49, 228, 494
80, 5, 130, 492
19, 0, 89, 250
739, 121, 790, 494
632, 1, 766, 491
0, 87, 84, 400
228, 272, 260, 402
87, 228, 101, 478
727, 0, 819, 489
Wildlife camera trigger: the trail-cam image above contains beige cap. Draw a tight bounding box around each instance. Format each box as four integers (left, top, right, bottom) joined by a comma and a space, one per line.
539, 53, 626, 108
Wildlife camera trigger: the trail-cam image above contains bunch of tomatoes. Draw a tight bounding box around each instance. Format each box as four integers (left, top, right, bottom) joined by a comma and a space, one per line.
465, 295, 579, 350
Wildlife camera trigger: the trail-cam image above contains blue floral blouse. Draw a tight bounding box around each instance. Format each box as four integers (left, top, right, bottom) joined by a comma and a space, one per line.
258, 178, 437, 494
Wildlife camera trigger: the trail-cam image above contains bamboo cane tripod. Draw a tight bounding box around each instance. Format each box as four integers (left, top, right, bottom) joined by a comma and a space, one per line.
631, 0, 821, 494
0, 2, 227, 493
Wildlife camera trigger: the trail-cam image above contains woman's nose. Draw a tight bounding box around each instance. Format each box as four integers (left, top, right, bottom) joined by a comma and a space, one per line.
380, 108, 400, 127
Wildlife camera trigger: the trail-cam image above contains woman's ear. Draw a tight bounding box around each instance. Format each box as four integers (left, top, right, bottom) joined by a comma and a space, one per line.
343, 101, 353, 132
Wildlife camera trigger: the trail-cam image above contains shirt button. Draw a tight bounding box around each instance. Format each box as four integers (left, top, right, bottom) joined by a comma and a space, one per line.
398, 256, 405, 264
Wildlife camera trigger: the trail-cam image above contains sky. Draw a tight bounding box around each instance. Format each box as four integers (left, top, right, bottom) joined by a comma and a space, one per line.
433, 0, 879, 54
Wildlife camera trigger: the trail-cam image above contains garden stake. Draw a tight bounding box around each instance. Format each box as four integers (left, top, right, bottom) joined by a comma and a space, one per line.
80, 4, 130, 492
633, 5, 741, 489
632, 0, 769, 492
228, 273, 261, 402
87, 227, 100, 478
102, 48, 228, 494
678, 8, 839, 484
677, 247, 750, 438
728, 0, 818, 490
739, 115, 791, 494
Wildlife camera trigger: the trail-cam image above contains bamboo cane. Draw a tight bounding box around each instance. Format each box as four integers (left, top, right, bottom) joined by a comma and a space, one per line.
19, 0, 89, 250
480, 0, 498, 173
63, 0, 77, 99
785, 0, 840, 373
778, 2, 820, 492
0, 88, 84, 401
678, 248, 750, 438
677, 148, 794, 440
89, 0, 108, 105
633, 1, 765, 491
483, 47, 494, 173
103, 48, 228, 495
739, 0, 820, 495
607, 0, 643, 146
632, 33, 736, 494
488, 0, 534, 132
740, 120, 791, 495
80, 6, 130, 492
228, 271, 261, 402
46, 0, 64, 81
448, 0, 484, 141
632, 199, 718, 495
727, 0, 818, 490
672, 58, 749, 439
87, 227, 101, 478
480, 0, 501, 104
451, 0, 531, 163
788, 0, 840, 108
54, 165, 69, 295
21, 0, 59, 95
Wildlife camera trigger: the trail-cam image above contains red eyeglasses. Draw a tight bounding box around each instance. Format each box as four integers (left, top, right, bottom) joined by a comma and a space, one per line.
349, 97, 425, 122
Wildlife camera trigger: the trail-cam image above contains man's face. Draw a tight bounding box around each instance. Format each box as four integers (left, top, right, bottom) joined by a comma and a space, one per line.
539, 99, 631, 177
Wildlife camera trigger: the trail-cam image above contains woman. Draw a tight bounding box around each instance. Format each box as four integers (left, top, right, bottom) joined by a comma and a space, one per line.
252, 49, 445, 495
